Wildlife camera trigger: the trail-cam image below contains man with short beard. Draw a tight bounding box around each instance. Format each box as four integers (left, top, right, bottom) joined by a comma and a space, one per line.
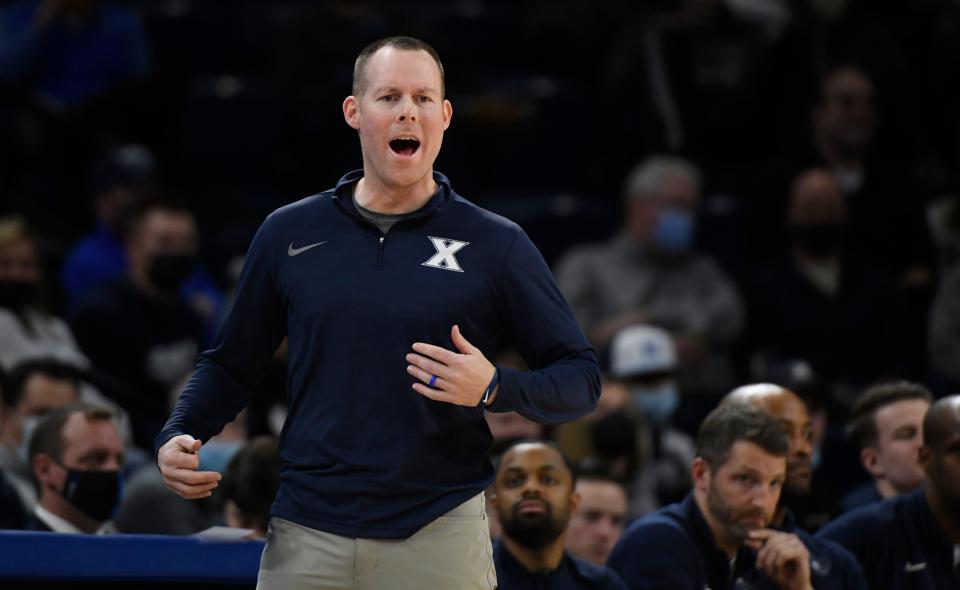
818, 395, 960, 590
724, 384, 867, 589
492, 441, 627, 589
609, 403, 814, 590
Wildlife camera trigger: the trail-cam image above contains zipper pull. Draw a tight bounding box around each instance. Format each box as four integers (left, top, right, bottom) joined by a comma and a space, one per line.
377, 235, 385, 263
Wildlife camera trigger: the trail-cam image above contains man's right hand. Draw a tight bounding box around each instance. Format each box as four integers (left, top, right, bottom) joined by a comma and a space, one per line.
158, 435, 222, 499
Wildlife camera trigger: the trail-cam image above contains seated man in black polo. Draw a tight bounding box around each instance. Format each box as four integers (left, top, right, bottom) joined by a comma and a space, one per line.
491, 440, 627, 590
725, 384, 867, 589
817, 394, 960, 589
608, 403, 814, 590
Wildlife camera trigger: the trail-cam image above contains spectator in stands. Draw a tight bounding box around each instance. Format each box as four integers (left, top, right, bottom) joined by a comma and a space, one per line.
71, 200, 204, 450
757, 65, 935, 284
746, 168, 897, 391
0, 359, 80, 512
0, 0, 148, 108
818, 395, 960, 589
608, 324, 693, 515
565, 466, 628, 566
930, 263, 960, 388
492, 440, 627, 589
0, 217, 89, 371
555, 156, 744, 396
608, 403, 813, 590
221, 436, 280, 539
61, 145, 225, 340
842, 381, 932, 511
723, 383, 867, 587
60, 144, 156, 311
26, 402, 124, 533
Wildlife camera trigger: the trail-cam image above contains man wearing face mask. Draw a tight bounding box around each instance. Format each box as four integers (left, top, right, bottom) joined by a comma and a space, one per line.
608, 324, 694, 515
556, 156, 744, 397
72, 200, 205, 451
25, 402, 124, 533
746, 168, 897, 391
0, 359, 81, 514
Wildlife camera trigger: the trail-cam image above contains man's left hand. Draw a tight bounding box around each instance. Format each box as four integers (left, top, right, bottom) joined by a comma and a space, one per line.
407, 325, 497, 406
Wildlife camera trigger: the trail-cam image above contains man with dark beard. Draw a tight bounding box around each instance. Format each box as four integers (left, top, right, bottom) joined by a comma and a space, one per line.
724, 384, 867, 589
491, 441, 627, 589
818, 395, 960, 589
609, 403, 813, 589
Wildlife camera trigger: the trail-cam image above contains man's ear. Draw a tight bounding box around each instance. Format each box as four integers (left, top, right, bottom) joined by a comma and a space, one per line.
442, 98, 453, 131
343, 95, 360, 130
32, 453, 61, 492
861, 447, 883, 478
691, 457, 711, 492
919, 445, 933, 477
569, 490, 581, 514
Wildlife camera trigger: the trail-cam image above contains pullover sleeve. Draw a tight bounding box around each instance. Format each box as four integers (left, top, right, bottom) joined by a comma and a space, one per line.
486, 227, 600, 424
154, 215, 287, 454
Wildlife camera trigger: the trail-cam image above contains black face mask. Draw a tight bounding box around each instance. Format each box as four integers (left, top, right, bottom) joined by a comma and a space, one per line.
61, 468, 123, 523
790, 223, 844, 259
0, 279, 39, 311
147, 253, 195, 294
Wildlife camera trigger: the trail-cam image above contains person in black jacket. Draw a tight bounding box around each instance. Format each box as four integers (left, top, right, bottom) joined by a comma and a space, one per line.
492, 440, 627, 590
818, 394, 960, 589
609, 403, 814, 590
724, 384, 867, 589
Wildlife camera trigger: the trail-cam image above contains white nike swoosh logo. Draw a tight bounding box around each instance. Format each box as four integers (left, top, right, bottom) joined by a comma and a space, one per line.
904, 561, 927, 573
287, 241, 327, 256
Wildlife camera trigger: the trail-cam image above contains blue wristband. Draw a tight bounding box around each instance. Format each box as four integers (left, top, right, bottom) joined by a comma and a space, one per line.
480, 368, 499, 407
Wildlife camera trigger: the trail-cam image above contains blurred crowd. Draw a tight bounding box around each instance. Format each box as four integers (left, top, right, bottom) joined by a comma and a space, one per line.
0, 0, 959, 575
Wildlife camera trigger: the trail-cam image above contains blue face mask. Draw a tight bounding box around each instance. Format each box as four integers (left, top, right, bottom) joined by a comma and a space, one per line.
651, 208, 694, 255
199, 440, 243, 474
630, 383, 680, 425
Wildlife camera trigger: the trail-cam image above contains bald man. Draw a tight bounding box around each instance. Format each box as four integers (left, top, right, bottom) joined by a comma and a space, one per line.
818, 395, 960, 590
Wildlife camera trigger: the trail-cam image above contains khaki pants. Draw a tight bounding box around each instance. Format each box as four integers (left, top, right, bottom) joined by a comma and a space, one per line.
256, 493, 497, 590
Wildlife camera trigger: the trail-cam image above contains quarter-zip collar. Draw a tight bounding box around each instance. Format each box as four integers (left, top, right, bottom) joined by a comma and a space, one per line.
331, 169, 454, 223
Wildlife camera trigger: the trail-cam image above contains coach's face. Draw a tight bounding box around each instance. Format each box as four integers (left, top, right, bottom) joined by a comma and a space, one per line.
694, 441, 785, 546
343, 47, 452, 192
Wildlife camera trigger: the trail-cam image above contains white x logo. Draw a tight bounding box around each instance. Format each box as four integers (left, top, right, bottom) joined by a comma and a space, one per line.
422, 236, 469, 272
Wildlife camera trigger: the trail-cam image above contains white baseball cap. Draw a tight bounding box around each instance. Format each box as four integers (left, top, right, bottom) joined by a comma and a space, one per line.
609, 325, 677, 379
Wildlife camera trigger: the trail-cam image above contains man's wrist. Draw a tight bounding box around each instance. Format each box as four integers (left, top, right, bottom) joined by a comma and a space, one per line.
480, 367, 499, 407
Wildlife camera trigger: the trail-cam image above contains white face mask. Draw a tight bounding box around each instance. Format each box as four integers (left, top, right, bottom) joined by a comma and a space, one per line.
18, 415, 43, 464
629, 383, 680, 425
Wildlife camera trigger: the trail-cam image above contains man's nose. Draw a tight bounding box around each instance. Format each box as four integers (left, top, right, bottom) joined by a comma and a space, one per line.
596, 517, 617, 539
397, 96, 417, 122
794, 433, 813, 458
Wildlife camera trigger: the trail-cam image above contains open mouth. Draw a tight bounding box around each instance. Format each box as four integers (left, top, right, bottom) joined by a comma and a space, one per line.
389, 137, 421, 157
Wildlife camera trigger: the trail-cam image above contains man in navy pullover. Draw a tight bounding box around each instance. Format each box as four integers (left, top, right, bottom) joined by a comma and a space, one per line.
154, 36, 600, 589
609, 403, 815, 590
817, 395, 960, 589
724, 384, 867, 589
491, 440, 627, 590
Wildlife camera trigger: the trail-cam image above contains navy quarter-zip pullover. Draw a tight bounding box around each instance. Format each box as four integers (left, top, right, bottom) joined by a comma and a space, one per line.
608, 493, 781, 590
817, 488, 960, 589
156, 171, 600, 538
